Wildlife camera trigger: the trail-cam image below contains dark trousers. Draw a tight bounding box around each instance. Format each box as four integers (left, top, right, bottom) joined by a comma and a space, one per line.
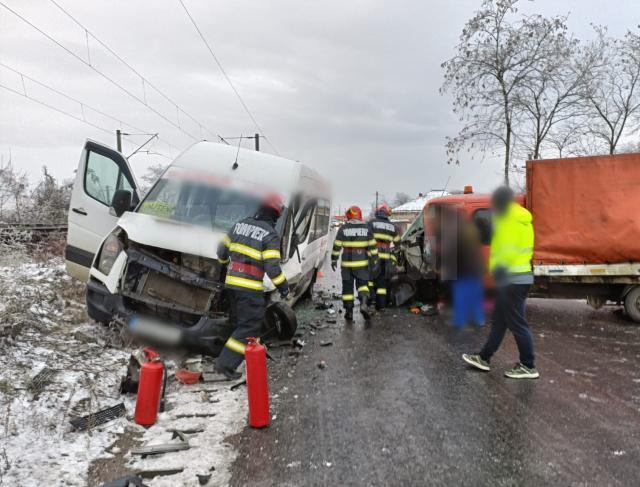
371, 259, 391, 308
341, 268, 369, 310
218, 290, 265, 371
480, 284, 535, 368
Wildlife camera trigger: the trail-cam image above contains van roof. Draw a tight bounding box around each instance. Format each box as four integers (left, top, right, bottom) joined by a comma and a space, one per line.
171, 141, 309, 194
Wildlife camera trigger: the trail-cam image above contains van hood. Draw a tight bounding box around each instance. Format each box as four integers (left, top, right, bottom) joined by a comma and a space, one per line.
117, 211, 224, 259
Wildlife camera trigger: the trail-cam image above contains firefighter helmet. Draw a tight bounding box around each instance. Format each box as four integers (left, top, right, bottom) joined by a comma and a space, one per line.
345, 205, 362, 221
261, 193, 284, 217
376, 203, 392, 217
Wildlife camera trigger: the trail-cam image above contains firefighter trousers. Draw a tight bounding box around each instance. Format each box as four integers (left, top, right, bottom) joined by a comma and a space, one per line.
370, 259, 392, 309
218, 290, 266, 371
341, 267, 370, 310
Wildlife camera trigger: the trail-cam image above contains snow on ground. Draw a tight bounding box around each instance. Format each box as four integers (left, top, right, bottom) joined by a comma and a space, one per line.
0, 257, 247, 486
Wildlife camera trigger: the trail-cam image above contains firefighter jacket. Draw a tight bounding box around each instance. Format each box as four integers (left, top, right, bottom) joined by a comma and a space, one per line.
369, 215, 400, 262
331, 220, 378, 269
489, 202, 534, 275
217, 216, 289, 294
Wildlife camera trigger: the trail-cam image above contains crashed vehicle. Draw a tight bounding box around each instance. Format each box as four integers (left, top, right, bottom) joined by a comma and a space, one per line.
65, 140, 332, 355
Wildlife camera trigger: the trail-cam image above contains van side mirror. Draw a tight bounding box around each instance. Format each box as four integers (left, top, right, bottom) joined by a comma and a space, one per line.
111, 189, 132, 217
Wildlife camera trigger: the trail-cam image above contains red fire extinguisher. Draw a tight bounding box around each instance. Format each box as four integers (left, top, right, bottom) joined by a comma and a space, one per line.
135, 348, 166, 426
245, 337, 270, 428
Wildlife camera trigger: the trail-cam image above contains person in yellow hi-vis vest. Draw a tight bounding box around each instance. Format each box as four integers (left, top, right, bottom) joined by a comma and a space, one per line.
462, 186, 539, 379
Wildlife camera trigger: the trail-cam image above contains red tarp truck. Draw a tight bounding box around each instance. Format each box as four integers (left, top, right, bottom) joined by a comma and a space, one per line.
398, 153, 640, 322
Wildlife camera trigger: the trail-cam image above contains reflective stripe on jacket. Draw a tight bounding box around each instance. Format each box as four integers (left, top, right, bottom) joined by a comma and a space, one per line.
217, 216, 289, 293
368, 216, 399, 260
489, 202, 534, 275
331, 220, 377, 269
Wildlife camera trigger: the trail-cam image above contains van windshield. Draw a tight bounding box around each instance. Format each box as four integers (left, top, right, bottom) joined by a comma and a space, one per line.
138, 177, 262, 232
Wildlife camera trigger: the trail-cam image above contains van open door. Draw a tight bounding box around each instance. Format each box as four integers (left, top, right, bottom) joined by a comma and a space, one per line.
65, 140, 139, 281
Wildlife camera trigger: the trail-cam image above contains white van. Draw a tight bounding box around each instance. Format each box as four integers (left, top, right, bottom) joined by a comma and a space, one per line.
66, 140, 331, 355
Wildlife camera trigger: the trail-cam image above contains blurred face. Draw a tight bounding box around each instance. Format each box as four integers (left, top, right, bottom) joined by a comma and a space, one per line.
492, 189, 513, 216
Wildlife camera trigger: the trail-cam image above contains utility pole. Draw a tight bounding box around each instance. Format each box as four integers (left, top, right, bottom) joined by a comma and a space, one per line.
116, 129, 122, 152
254, 133, 260, 152
375, 191, 379, 208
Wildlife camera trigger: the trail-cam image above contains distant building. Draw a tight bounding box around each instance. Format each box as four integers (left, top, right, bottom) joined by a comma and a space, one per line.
391, 190, 450, 234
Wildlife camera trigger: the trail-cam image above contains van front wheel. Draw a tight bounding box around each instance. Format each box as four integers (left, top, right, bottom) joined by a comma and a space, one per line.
624, 286, 640, 323
264, 301, 298, 339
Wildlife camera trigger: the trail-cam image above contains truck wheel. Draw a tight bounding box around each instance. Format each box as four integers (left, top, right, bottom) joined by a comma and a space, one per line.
624, 286, 640, 323
264, 302, 298, 339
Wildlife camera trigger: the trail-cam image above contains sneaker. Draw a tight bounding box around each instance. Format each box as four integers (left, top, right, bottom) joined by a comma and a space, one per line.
504, 363, 539, 379
462, 353, 491, 371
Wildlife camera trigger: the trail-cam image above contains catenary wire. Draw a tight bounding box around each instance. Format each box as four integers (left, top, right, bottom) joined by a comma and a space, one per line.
47, 0, 228, 145
0, 62, 179, 155
177, 0, 281, 155
0, 1, 201, 144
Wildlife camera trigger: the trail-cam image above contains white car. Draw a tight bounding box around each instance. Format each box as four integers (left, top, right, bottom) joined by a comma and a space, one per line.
65, 140, 331, 355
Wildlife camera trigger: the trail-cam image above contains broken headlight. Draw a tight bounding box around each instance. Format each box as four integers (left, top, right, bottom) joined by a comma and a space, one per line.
98, 232, 122, 275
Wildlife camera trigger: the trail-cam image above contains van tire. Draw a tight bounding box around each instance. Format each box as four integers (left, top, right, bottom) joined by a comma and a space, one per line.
624, 286, 640, 323
265, 302, 298, 339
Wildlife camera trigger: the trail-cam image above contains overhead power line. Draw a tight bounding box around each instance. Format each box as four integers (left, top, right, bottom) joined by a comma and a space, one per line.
47, 0, 227, 145
0, 62, 178, 155
0, 1, 210, 145
177, 0, 281, 156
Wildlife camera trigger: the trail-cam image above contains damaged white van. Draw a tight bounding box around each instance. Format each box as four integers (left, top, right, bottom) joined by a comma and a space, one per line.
65, 140, 331, 356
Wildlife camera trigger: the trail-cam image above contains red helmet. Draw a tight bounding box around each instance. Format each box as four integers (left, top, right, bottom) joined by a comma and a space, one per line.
345, 205, 362, 220
261, 192, 284, 217
376, 203, 391, 217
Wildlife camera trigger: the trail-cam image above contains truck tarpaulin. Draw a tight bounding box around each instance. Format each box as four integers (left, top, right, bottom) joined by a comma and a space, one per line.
526, 153, 640, 265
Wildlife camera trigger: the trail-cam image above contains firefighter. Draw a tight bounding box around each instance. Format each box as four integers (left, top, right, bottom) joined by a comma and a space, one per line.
215, 193, 289, 380
331, 205, 377, 321
368, 203, 400, 310
462, 186, 539, 379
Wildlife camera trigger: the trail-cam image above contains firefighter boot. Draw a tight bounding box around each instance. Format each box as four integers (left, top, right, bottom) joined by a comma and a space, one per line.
360, 295, 372, 320
344, 306, 354, 322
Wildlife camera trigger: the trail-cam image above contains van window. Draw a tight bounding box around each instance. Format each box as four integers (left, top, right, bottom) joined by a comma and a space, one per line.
309, 199, 330, 242
138, 178, 263, 232
294, 200, 315, 243
472, 208, 493, 245
85, 151, 120, 206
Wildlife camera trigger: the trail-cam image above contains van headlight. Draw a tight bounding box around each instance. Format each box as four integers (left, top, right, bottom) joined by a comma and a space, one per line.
98, 233, 122, 275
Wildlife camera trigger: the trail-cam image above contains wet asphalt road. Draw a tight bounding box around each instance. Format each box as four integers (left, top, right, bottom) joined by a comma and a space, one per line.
231, 265, 640, 486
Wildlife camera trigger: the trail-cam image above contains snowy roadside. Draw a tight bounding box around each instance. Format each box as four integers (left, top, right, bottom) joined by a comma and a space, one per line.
0, 257, 247, 486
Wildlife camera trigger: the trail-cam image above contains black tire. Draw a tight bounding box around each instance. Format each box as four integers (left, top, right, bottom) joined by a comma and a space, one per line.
264, 301, 298, 339
624, 286, 640, 323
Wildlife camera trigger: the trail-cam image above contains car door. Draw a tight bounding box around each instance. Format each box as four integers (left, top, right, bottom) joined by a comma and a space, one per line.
65, 140, 139, 281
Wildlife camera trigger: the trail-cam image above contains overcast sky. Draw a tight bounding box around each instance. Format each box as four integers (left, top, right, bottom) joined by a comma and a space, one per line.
1, 0, 638, 212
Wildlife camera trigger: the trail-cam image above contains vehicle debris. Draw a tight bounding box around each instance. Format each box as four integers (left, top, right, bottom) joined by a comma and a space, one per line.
100, 475, 148, 487
70, 402, 126, 431
197, 473, 212, 485
317, 360, 327, 369
175, 369, 202, 384
27, 367, 56, 395
230, 380, 247, 391
131, 430, 190, 457
320, 341, 333, 347
137, 468, 185, 479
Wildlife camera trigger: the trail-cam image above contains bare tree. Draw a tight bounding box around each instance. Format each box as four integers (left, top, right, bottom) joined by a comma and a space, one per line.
515, 30, 601, 160
392, 192, 412, 207
441, 0, 570, 186
581, 26, 640, 154
0, 157, 28, 222
139, 163, 168, 195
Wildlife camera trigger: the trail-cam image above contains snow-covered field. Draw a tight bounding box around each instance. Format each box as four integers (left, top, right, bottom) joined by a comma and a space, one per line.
0, 257, 247, 486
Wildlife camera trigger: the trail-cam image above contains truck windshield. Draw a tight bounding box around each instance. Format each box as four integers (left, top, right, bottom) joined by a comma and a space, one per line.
138, 177, 262, 232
